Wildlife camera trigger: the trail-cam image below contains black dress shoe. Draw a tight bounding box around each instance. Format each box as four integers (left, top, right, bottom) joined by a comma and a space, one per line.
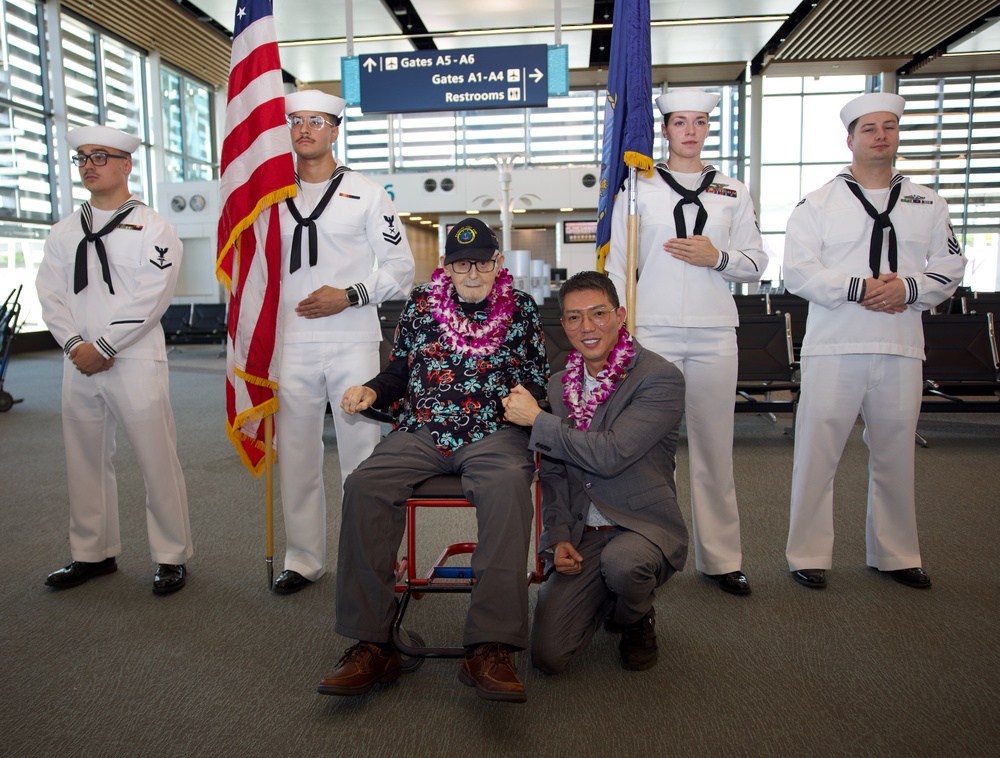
791, 569, 827, 589
272, 569, 312, 595
879, 566, 931, 589
706, 571, 752, 595
153, 564, 186, 594
45, 558, 117, 589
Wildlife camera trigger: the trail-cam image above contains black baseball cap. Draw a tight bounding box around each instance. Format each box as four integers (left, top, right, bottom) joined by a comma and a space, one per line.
444, 217, 500, 266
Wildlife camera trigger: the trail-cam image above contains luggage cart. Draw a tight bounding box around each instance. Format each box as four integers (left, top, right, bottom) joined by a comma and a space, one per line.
0, 286, 24, 412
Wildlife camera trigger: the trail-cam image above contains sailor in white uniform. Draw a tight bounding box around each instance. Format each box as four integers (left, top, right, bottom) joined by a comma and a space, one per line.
784, 92, 967, 590
606, 88, 767, 596
273, 90, 415, 594
37, 125, 193, 594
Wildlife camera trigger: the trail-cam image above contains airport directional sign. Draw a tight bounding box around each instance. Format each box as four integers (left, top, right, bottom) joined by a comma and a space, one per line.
358, 44, 549, 113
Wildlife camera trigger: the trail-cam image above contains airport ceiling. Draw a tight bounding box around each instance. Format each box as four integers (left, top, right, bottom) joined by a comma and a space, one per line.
68, 1, 1000, 90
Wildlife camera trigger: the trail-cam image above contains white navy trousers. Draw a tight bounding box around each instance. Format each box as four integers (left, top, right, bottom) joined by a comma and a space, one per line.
637, 325, 743, 575
276, 340, 381, 580
786, 353, 923, 571
61, 356, 192, 565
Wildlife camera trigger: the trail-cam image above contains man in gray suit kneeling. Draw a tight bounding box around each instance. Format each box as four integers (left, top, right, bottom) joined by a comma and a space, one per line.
503, 271, 688, 672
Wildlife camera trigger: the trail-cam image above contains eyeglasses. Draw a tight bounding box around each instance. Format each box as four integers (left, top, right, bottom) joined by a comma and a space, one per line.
287, 114, 336, 130
449, 257, 498, 274
71, 152, 129, 167
562, 305, 615, 331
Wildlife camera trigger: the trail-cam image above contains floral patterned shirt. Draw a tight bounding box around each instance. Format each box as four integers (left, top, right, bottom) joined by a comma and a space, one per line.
366, 279, 549, 454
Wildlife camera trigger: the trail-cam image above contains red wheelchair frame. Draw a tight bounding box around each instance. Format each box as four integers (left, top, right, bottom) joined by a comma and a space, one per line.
390, 467, 546, 667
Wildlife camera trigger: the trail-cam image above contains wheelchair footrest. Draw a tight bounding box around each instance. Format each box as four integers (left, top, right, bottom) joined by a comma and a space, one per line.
431, 566, 475, 579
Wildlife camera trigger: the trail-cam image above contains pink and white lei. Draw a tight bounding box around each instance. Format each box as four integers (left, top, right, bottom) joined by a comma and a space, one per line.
562, 327, 635, 430
428, 267, 516, 357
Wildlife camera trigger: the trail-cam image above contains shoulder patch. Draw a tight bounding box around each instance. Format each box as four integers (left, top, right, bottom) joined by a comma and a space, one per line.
149, 245, 173, 270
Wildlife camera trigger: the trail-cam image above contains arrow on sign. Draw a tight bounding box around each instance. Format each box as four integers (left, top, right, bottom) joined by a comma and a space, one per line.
363, 57, 377, 72
529, 68, 544, 83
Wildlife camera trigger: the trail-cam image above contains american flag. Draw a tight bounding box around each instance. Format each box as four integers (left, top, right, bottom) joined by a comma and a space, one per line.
595, 0, 653, 273
216, 0, 295, 475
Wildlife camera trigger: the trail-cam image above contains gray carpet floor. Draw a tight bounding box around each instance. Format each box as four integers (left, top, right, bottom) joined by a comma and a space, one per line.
1, 345, 998, 757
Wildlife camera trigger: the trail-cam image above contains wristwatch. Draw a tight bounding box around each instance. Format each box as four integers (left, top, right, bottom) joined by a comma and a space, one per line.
345, 286, 360, 307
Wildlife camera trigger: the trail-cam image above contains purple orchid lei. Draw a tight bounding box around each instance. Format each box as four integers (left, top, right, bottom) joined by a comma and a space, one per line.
562, 326, 635, 430
427, 266, 516, 357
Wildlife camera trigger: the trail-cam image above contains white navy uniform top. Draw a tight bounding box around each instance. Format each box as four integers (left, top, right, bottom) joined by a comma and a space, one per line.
36, 196, 181, 361
278, 165, 414, 344
606, 163, 768, 328
784, 167, 967, 360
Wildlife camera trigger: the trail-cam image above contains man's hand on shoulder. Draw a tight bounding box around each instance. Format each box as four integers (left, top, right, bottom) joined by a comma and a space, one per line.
502, 384, 542, 427
341, 385, 376, 415
553, 541, 583, 575
296, 286, 350, 318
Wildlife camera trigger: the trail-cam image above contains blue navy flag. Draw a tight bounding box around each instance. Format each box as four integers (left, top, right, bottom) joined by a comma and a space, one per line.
595, 0, 653, 273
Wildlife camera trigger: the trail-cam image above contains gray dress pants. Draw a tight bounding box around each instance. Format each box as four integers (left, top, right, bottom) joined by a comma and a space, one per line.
335, 426, 535, 649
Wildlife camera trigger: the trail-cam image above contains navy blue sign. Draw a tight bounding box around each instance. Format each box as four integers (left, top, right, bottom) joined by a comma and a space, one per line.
358, 45, 549, 114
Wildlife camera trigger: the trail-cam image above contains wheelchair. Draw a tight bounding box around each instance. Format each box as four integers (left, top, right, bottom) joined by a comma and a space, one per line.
360, 407, 545, 671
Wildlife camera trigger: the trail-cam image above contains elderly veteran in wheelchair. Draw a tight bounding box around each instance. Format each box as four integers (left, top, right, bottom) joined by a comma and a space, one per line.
321, 217, 548, 703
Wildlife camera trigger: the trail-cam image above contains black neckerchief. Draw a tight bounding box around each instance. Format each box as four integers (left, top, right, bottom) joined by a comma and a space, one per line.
656, 164, 717, 237
285, 166, 349, 273
74, 198, 142, 294
842, 172, 904, 277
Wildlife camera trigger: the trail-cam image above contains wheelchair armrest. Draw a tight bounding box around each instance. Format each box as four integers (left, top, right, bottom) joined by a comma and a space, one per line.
359, 406, 396, 425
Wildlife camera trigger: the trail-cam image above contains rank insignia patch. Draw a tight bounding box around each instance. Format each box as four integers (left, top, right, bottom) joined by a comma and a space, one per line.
150, 246, 172, 270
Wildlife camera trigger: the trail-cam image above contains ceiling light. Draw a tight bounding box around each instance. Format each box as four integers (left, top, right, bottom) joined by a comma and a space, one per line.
420, 220, 432, 224
464, 209, 480, 214
512, 209, 527, 214
560, 207, 574, 212
409, 216, 423, 221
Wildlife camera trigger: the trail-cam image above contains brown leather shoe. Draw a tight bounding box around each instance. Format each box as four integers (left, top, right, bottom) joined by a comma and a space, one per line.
458, 643, 526, 703
316, 643, 401, 697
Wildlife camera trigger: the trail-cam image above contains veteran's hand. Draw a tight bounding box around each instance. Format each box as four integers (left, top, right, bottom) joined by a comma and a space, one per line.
341, 385, 376, 415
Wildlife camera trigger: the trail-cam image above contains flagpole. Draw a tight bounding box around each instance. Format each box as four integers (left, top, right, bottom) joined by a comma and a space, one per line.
625, 166, 639, 333
264, 415, 274, 588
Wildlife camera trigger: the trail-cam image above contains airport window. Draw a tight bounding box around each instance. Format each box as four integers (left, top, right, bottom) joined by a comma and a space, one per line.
757, 75, 867, 281
898, 74, 1000, 291
0, 0, 50, 222
60, 14, 150, 202
339, 84, 743, 176
160, 66, 214, 182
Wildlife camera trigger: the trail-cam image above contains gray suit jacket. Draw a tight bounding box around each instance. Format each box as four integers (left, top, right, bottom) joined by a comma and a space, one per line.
528, 341, 688, 572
